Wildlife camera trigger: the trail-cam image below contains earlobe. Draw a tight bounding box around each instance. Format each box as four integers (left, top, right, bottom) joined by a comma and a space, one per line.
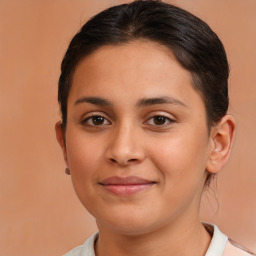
206, 115, 236, 174
55, 121, 69, 166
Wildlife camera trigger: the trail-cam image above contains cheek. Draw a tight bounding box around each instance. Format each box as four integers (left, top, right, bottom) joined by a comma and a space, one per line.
147, 134, 209, 215
65, 133, 105, 214
65, 130, 105, 194
149, 130, 209, 186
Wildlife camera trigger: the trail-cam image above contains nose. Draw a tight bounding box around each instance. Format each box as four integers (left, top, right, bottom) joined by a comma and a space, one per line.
105, 123, 145, 167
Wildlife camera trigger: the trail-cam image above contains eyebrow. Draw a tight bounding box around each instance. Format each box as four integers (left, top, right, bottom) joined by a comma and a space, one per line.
75, 97, 112, 106
74, 96, 187, 108
136, 96, 188, 108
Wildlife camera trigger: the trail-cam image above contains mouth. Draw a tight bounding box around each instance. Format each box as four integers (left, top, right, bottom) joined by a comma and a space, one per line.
99, 176, 156, 196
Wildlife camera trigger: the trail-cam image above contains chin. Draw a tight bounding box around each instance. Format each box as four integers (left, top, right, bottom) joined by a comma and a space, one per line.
96, 211, 162, 236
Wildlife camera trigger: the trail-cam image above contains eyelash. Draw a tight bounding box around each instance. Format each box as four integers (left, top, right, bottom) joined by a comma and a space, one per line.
81, 114, 111, 127
145, 115, 175, 127
81, 113, 175, 128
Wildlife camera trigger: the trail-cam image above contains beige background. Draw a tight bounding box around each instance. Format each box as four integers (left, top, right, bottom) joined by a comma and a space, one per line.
0, 0, 255, 255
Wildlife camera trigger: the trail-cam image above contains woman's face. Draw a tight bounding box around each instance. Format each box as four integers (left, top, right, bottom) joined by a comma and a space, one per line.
59, 41, 214, 235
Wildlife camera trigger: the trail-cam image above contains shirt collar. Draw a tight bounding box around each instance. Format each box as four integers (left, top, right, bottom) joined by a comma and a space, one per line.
204, 223, 228, 256
80, 223, 228, 256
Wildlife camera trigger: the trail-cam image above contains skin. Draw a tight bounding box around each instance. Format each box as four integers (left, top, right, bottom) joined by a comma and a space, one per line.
56, 40, 235, 256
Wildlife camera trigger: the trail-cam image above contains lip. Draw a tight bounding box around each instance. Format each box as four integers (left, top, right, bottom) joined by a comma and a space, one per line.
99, 176, 156, 196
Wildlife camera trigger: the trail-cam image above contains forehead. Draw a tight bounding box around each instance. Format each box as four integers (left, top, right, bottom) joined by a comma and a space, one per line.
69, 40, 204, 110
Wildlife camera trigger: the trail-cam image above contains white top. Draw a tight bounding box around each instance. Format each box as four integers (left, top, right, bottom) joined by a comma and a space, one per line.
63, 224, 254, 256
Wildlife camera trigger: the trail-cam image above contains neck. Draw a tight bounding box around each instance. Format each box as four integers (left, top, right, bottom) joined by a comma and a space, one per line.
95, 219, 211, 256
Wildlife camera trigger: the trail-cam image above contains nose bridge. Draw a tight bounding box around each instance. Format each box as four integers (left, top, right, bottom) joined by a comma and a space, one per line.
106, 119, 144, 166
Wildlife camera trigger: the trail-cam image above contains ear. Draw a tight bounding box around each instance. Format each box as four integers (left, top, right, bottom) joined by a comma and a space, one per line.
55, 121, 69, 167
206, 115, 236, 174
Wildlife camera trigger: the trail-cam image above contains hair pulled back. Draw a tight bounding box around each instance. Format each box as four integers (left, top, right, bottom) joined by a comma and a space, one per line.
58, 0, 230, 186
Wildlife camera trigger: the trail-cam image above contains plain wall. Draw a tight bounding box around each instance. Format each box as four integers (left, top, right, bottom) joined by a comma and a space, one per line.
0, 0, 255, 255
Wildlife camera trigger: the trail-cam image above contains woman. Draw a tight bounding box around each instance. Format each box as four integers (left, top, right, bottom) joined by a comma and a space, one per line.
55, 1, 253, 255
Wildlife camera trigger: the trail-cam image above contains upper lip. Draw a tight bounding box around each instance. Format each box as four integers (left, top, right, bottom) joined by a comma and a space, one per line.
99, 176, 156, 185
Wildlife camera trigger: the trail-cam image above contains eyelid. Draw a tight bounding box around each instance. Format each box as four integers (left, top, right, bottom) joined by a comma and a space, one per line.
146, 111, 176, 120
81, 111, 110, 119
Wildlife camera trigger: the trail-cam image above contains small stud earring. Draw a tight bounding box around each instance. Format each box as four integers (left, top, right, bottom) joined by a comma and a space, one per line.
65, 168, 71, 175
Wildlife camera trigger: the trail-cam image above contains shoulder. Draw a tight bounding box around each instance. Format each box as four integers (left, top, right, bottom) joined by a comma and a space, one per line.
223, 240, 255, 256
203, 223, 255, 256
63, 233, 98, 256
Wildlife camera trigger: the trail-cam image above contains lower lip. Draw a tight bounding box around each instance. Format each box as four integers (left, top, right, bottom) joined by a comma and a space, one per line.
101, 184, 155, 196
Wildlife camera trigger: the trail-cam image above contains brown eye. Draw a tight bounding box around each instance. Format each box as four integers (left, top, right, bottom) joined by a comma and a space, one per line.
82, 115, 111, 126
92, 116, 105, 125
153, 116, 168, 125
146, 115, 175, 127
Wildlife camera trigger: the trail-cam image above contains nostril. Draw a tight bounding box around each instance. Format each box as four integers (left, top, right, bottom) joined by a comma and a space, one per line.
109, 158, 138, 166
110, 158, 117, 163
128, 159, 137, 162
